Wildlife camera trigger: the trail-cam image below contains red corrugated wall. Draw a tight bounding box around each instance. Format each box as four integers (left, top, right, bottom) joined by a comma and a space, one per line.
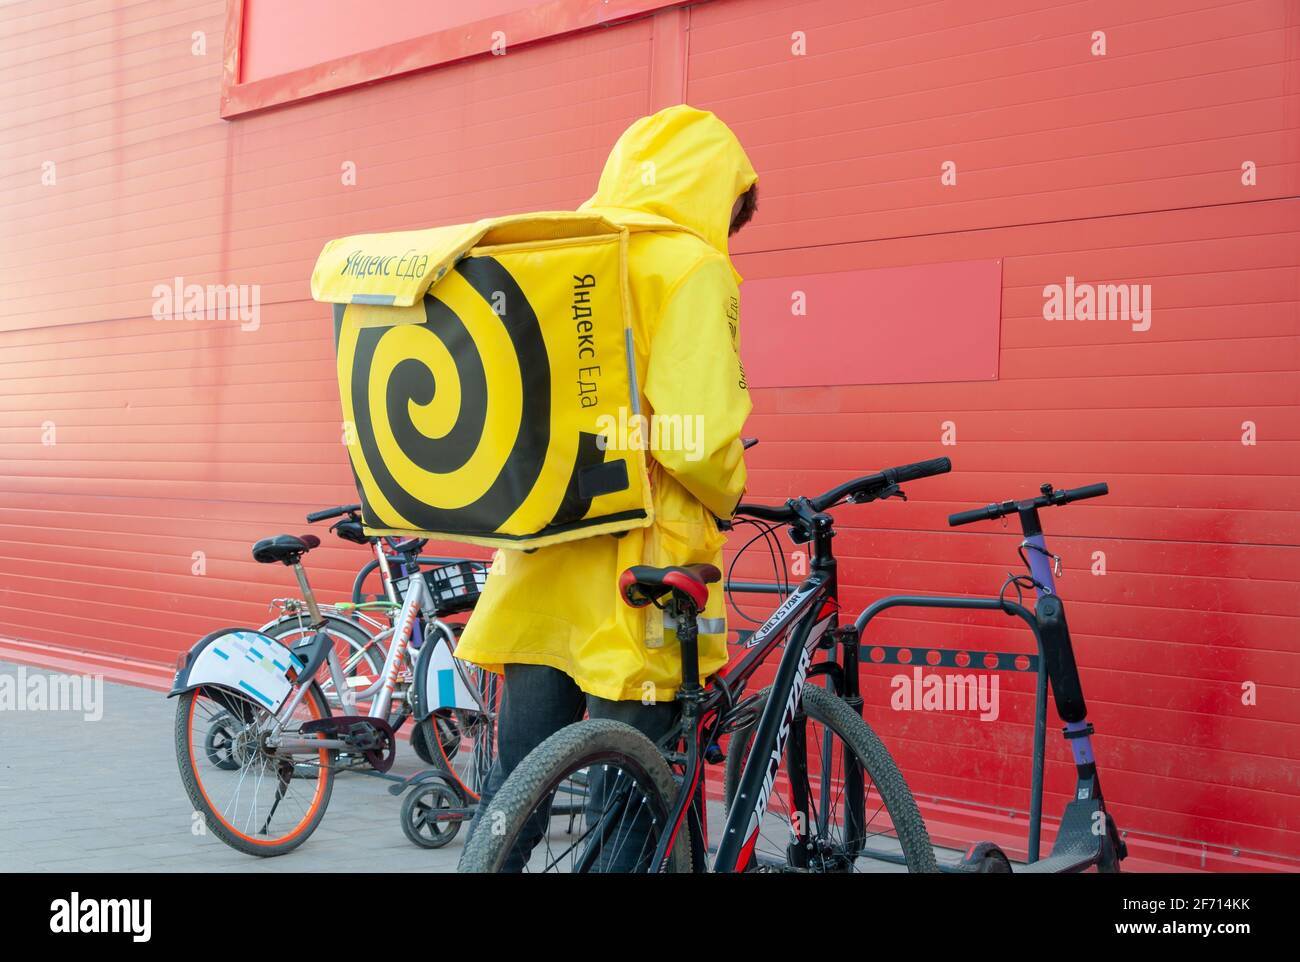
1, 0, 1296, 869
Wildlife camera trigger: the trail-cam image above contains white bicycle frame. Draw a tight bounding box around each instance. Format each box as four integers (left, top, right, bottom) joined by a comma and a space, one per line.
261, 538, 416, 704
264, 546, 485, 757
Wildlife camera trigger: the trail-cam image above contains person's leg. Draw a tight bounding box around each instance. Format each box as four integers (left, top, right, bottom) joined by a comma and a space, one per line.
464, 663, 584, 871
583, 695, 680, 871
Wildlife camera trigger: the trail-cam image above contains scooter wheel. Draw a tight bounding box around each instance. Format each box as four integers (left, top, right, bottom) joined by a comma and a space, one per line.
962, 841, 1013, 873
401, 781, 462, 849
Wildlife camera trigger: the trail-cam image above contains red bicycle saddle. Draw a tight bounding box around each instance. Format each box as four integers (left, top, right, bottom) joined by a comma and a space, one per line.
618, 564, 721, 610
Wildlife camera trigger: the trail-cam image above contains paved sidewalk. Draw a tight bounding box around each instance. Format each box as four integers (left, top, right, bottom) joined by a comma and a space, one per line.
0, 660, 461, 872
1, 659, 921, 873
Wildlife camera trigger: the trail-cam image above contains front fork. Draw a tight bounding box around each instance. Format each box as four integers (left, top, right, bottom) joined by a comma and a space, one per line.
789, 623, 864, 868
836, 625, 866, 857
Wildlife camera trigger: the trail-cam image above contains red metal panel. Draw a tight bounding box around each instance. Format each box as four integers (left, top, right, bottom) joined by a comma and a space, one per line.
221, 0, 695, 116
648, 5, 689, 110
696, 0, 1300, 253
741, 259, 1001, 386
687, 0, 1300, 865
241, 0, 543, 82
0, 0, 1296, 869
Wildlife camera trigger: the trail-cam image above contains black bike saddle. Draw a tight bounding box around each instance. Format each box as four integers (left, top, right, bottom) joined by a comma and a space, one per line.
251, 533, 321, 565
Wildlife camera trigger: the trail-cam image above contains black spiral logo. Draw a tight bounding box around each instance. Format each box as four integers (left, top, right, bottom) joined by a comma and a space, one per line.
338, 256, 551, 536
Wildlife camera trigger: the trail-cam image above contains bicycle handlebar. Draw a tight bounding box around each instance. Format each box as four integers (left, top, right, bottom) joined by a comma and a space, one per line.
948, 482, 1109, 527
1061, 482, 1110, 503
306, 503, 362, 524
946, 504, 1000, 527
735, 456, 951, 523
886, 457, 954, 486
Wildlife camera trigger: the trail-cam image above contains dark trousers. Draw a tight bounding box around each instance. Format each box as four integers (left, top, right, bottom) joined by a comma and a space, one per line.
466, 663, 678, 871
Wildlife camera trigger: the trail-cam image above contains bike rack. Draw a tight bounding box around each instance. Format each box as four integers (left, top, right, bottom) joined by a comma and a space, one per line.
725, 580, 1052, 864
353, 572, 1055, 861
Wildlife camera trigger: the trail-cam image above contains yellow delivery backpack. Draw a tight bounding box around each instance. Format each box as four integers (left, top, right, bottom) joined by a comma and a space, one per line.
310, 212, 653, 550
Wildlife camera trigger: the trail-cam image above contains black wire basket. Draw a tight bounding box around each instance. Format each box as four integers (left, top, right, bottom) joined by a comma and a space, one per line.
420, 560, 488, 615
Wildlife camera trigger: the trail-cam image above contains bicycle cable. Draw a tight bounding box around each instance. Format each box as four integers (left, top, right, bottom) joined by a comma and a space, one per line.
725, 516, 791, 625
1017, 539, 1062, 578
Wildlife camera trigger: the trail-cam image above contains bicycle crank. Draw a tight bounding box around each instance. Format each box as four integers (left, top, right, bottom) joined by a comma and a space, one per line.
299, 715, 397, 773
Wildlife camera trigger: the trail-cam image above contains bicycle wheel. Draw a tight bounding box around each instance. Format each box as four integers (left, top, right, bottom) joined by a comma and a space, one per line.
176, 683, 335, 857
410, 711, 461, 766
422, 637, 499, 801
263, 615, 387, 717
457, 719, 691, 873
723, 683, 938, 872
416, 624, 496, 795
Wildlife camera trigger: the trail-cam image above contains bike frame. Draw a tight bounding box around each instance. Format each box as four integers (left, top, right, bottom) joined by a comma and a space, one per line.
261, 537, 414, 678
647, 508, 854, 873
267, 571, 437, 755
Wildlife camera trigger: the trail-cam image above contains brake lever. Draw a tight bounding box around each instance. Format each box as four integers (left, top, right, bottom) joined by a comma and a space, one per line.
850, 483, 906, 504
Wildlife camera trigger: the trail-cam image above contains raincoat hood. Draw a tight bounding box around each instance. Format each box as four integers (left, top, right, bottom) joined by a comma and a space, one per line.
579, 105, 758, 261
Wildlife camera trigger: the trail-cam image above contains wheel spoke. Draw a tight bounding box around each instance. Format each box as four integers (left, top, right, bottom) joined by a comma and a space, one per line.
723, 685, 936, 872
183, 686, 332, 853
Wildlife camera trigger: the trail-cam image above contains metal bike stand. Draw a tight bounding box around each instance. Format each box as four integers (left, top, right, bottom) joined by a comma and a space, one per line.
853, 595, 1048, 863
727, 581, 1052, 865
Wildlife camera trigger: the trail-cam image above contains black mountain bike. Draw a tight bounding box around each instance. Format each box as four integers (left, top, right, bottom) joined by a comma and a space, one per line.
457, 457, 952, 873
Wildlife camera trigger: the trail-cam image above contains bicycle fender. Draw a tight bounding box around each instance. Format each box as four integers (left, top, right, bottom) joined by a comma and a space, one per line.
168, 628, 302, 713
412, 632, 479, 719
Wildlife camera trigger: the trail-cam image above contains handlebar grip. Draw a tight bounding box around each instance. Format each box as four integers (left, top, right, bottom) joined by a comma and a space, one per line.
888, 457, 952, 484
306, 504, 361, 524
948, 504, 998, 527
1060, 482, 1109, 504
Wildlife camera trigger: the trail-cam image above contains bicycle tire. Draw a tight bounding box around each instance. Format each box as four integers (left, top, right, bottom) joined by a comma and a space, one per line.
262, 615, 389, 718
722, 683, 938, 872
176, 682, 335, 857
400, 781, 462, 849
423, 630, 497, 801
457, 719, 691, 873
411, 712, 461, 767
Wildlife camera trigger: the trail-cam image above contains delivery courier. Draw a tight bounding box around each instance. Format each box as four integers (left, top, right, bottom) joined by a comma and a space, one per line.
312, 105, 759, 870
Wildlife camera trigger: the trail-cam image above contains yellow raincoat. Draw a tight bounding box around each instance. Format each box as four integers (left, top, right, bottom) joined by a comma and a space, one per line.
455, 105, 757, 701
